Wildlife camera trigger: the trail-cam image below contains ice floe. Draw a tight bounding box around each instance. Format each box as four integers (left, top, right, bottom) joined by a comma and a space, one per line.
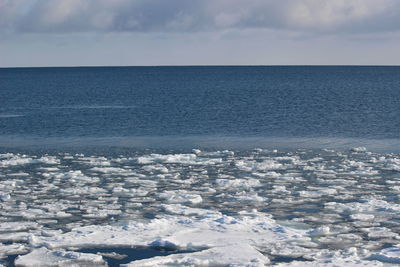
370, 245, 400, 264
123, 244, 269, 267
15, 247, 107, 266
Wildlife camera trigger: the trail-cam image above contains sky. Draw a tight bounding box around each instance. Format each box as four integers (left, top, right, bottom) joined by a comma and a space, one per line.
1, 0, 400, 67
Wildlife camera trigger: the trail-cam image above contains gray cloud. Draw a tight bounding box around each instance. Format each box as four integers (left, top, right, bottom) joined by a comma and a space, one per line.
1, 0, 400, 34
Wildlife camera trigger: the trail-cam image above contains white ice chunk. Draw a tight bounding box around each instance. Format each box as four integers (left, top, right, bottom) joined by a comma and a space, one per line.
308, 226, 330, 236
363, 227, 398, 239
79, 156, 111, 166
236, 159, 283, 172
0, 193, 11, 201
161, 204, 221, 216
274, 257, 383, 266
0, 222, 38, 232
123, 244, 269, 267
112, 187, 149, 197
370, 245, 400, 264
0, 243, 29, 258
142, 164, 169, 173
32, 212, 307, 264
325, 198, 400, 215
298, 188, 337, 198
271, 185, 290, 194
228, 191, 266, 202
350, 147, 367, 152
90, 167, 133, 176
350, 214, 375, 221
158, 191, 203, 204
214, 178, 260, 189
137, 153, 222, 165
15, 209, 71, 220
14, 247, 106, 267
0, 155, 59, 167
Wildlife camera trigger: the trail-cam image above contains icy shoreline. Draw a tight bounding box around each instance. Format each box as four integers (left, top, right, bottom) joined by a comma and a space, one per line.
1, 148, 400, 266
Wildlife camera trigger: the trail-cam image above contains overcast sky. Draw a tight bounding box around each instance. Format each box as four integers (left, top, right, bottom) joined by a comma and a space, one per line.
1, 0, 400, 67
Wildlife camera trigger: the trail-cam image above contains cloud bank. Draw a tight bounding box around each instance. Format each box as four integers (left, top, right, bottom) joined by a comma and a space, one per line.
1, 0, 400, 34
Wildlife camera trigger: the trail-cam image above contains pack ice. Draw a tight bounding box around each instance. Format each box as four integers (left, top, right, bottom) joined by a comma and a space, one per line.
1, 148, 400, 266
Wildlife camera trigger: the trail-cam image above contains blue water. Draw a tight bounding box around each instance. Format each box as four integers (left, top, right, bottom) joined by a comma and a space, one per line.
1, 66, 400, 151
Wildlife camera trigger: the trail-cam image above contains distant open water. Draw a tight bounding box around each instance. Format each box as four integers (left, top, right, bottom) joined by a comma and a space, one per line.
1, 66, 400, 152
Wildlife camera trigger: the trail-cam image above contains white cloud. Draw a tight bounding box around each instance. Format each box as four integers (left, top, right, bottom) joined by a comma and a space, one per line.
284, 0, 397, 31
0, 0, 399, 34
0, 0, 25, 28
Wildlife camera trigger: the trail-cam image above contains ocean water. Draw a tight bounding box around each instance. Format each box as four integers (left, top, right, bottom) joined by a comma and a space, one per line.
1, 66, 400, 266
1, 66, 400, 151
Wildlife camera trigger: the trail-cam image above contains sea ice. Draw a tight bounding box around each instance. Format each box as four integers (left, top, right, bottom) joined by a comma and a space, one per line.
0, 222, 38, 232
122, 244, 269, 267
1, 148, 400, 266
14, 247, 107, 267
370, 245, 400, 264
158, 191, 203, 204
0, 244, 29, 258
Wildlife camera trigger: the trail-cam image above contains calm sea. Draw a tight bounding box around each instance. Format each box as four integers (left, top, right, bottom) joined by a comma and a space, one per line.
1, 66, 400, 151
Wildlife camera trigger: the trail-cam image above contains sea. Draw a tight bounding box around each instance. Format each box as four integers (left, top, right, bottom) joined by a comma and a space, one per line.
1, 66, 400, 266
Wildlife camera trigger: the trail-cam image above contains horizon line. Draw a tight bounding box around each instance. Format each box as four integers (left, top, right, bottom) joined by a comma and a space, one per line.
1, 64, 400, 69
